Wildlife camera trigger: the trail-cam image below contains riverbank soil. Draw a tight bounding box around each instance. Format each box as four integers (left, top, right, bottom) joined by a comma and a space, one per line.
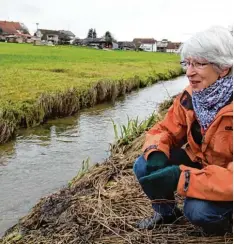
2, 102, 232, 244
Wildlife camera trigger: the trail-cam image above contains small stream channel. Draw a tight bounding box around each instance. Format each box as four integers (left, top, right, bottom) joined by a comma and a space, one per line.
0, 76, 189, 235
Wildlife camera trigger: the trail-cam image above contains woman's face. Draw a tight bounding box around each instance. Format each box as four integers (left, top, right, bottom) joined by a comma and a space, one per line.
185, 58, 220, 91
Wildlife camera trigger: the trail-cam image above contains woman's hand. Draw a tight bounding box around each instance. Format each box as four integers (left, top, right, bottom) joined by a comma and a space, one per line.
139, 166, 181, 199
146, 151, 168, 174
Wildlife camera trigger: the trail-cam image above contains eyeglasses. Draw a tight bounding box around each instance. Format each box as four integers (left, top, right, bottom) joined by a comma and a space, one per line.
180, 61, 213, 70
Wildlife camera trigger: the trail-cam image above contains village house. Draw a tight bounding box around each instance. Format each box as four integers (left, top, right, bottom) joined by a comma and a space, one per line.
72, 37, 82, 45
156, 39, 169, 52
133, 38, 157, 52
80, 37, 106, 48
34, 29, 76, 45
79, 37, 119, 49
0, 21, 32, 43
156, 39, 182, 53
35, 29, 59, 44
166, 41, 182, 53
118, 41, 136, 51
59, 30, 76, 44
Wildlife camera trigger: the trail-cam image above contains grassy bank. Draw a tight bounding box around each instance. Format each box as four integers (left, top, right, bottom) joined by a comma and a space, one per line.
1, 97, 232, 244
0, 43, 183, 144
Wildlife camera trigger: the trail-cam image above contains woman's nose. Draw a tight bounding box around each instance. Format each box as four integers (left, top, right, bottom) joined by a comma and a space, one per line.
186, 64, 197, 76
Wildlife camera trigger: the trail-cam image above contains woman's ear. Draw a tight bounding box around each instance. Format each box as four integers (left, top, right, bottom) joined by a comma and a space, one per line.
219, 68, 231, 78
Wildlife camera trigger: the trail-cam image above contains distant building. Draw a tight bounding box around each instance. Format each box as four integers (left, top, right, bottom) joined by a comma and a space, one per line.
80, 37, 106, 48
156, 39, 182, 53
0, 21, 30, 35
72, 37, 82, 45
59, 30, 76, 44
79, 37, 118, 49
0, 20, 31, 43
112, 42, 119, 49
35, 29, 59, 44
133, 38, 157, 52
166, 42, 182, 53
118, 41, 136, 50
35, 29, 76, 45
156, 39, 169, 52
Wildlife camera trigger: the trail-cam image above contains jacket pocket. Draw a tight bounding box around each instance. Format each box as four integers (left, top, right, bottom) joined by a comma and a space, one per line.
211, 130, 233, 164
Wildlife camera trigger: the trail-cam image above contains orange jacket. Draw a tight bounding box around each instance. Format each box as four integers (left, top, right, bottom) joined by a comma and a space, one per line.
142, 86, 233, 201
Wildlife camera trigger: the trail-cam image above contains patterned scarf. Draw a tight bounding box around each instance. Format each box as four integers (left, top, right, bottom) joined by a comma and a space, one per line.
192, 76, 233, 131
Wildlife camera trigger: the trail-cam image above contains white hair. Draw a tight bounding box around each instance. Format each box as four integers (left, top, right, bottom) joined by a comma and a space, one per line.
179, 26, 233, 71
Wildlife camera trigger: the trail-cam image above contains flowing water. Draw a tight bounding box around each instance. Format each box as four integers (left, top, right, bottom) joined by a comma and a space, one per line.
0, 76, 189, 235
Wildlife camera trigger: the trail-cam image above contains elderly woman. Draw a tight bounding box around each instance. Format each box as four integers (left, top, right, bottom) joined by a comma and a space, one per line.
133, 26, 233, 235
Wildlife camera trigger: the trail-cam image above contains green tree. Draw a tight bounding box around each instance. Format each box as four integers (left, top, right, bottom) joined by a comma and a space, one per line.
20, 23, 30, 35
104, 31, 115, 43
0, 28, 3, 34
22, 29, 30, 34
87, 28, 93, 38
93, 29, 97, 38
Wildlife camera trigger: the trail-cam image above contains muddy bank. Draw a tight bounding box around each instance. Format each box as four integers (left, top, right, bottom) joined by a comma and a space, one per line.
1, 99, 232, 244
0, 68, 183, 144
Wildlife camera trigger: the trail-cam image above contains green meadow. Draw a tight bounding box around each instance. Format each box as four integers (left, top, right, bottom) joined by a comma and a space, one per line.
0, 43, 182, 143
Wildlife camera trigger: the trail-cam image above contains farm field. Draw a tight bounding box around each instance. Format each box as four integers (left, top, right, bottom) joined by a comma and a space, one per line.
0, 43, 181, 102
0, 43, 182, 143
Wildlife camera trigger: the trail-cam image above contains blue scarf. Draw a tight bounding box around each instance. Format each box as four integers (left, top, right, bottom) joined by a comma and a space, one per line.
192, 76, 233, 131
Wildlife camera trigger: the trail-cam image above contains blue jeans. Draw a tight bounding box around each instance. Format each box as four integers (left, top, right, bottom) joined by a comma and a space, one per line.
133, 155, 233, 232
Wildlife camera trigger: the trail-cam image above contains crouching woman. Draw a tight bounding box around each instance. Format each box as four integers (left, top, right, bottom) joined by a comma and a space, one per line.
133, 26, 233, 235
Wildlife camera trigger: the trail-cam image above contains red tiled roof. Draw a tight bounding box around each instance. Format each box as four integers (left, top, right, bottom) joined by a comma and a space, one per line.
0, 21, 27, 35
133, 38, 156, 44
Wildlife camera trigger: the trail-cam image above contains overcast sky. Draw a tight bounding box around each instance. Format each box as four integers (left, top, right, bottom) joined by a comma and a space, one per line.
0, 0, 233, 42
